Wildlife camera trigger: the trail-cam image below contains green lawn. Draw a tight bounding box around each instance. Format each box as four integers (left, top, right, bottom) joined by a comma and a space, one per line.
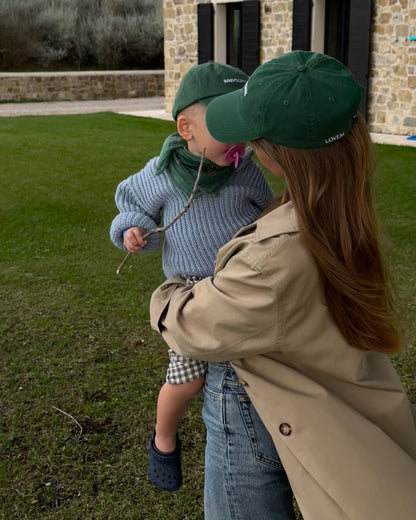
0, 113, 415, 519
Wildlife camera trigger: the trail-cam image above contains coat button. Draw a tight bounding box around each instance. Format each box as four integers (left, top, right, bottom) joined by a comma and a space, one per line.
279, 423, 292, 436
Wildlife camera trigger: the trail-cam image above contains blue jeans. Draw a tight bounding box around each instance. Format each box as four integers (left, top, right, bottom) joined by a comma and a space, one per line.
202, 362, 295, 520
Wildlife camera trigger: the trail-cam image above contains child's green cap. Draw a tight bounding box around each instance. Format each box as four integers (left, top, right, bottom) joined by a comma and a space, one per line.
205, 51, 365, 149
172, 61, 248, 121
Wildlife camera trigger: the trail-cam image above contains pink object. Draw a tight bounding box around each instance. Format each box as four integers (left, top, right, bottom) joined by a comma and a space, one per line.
225, 145, 245, 168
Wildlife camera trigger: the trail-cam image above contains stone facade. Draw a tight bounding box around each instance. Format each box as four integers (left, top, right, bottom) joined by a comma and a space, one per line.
164, 0, 201, 111
259, 1, 293, 62
0, 70, 164, 102
163, 0, 416, 136
369, 0, 416, 135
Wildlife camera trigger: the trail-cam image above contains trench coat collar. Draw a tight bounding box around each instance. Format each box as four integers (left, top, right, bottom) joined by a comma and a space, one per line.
235, 200, 299, 241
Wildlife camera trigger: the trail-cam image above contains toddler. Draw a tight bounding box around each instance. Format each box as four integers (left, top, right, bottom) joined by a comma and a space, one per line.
110, 61, 274, 491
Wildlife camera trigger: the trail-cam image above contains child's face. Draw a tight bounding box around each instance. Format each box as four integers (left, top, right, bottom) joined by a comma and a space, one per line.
179, 104, 243, 167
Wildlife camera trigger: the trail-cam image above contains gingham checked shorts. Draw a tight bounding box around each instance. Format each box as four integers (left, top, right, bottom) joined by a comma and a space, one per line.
166, 349, 208, 384
165, 274, 207, 385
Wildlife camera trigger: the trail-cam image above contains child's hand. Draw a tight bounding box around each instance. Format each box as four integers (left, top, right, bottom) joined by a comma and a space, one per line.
124, 227, 147, 253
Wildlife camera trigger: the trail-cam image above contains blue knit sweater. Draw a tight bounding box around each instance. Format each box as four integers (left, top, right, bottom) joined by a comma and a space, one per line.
110, 149, 274, 279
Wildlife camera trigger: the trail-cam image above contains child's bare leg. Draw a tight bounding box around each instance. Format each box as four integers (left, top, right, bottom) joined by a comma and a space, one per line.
155, 375, 205, 453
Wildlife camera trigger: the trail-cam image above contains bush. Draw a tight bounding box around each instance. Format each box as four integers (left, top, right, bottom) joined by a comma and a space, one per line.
0, 0, 163, 71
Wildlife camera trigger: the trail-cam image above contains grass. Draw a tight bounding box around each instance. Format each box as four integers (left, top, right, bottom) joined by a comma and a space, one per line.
0, 113, 415, 519
372, 144, 416, 396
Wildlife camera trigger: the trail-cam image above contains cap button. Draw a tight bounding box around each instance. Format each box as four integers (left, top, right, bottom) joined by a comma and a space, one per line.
297, 65, 308, 72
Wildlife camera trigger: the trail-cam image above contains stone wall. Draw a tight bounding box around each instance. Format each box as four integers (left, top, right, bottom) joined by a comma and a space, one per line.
368, 0, 416, 135
163, 0, 416, 136
0, 70, 164, 102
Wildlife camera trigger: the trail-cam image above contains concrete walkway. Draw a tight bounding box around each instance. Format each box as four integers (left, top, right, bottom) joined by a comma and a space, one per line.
371, 132, 416, 147
1, 96, 415, 147
0, 96, 172, 120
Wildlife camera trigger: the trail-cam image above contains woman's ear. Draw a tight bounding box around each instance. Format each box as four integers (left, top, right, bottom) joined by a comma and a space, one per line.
177, 114, 193, 142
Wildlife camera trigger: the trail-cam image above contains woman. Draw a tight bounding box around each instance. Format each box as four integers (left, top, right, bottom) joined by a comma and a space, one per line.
150, 51, 416, 520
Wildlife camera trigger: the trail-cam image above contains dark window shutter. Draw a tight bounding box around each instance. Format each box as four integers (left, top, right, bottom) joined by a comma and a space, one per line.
347, 0, 372, 117
292, 0, 312, 51
241, 1, 260, 75
198, 3, 214, 64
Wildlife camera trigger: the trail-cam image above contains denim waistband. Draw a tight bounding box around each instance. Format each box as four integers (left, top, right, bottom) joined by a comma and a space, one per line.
208, 361, 233, 369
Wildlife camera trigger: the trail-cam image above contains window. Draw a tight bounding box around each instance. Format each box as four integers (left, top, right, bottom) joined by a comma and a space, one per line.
198, 1, 259, 75
227, 3, 242, 68
324, 0, 350, 64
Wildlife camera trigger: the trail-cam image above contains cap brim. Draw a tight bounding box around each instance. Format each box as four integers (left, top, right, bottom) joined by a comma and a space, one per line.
199, 95, 216, 106
205, 88, 261, 143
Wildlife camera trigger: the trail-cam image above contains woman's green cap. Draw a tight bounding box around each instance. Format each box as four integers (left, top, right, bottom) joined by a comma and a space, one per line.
205, 51, 365, 149
172, 61, 248, 121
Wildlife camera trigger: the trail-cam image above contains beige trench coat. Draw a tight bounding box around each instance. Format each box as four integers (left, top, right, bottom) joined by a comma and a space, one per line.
150, 201, 416, 520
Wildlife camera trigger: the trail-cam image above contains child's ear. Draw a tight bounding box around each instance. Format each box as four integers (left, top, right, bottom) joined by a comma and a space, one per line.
177, 114, 193, 141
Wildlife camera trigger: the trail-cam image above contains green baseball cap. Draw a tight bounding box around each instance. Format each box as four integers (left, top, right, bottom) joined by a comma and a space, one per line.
172, 61, 248, 121
205, 51, 365, 149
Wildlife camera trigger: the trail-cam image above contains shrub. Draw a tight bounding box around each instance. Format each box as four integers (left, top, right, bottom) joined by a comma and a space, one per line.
92, 14, 126, 70
0, 0, 163, 71
0, 0, 40, 69
32, 3, 79, 68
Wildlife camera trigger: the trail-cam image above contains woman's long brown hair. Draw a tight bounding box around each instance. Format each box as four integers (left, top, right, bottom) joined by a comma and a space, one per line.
253, 115, 401, 354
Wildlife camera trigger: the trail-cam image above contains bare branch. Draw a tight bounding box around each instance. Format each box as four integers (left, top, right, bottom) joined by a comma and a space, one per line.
52, 406, 83, 439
